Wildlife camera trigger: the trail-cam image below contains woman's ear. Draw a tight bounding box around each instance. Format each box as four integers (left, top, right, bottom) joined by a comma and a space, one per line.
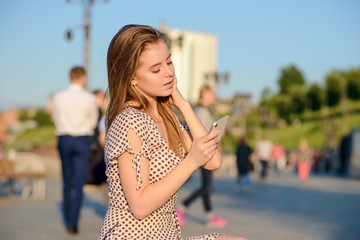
130, 76, 137, 87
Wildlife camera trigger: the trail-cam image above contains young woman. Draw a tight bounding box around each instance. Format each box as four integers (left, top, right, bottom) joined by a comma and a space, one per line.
98, 24, 247, 240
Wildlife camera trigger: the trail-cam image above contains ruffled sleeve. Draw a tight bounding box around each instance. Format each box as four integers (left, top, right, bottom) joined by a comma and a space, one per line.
106, 108, 151, 190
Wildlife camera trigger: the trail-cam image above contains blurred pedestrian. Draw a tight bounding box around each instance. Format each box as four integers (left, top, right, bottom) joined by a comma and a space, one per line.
86, 90, 107, 186
256, 135, 273, 182
98, 113, 106, 148
339, 131, 352, 176
84, 90, 108, 205
176, 85, 228, 228
52, 66, 98, 234
322, 146, 334, 173
235, 136, 253, 191
271, 141, 285, 172
97, 92, 109, 149
297, 138, 312, 182
98, 24, 246, 240
312, 148, 322, 174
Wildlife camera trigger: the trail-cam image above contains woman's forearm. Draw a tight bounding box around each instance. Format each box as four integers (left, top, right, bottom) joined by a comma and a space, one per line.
176, 101, 208, 138
126, 155, 197, 219
175, 101, 222, 170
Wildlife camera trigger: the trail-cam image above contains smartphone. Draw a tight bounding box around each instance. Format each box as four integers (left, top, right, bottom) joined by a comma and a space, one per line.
208, 115, 229, 141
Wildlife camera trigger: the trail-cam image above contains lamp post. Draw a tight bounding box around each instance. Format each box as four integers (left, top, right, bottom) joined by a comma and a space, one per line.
204, 71, 229, 84
204, 71, 230, 97
65, 0, 108, 88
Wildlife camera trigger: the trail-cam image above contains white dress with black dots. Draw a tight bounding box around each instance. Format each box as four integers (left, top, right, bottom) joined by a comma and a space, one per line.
98, 108, 224, 240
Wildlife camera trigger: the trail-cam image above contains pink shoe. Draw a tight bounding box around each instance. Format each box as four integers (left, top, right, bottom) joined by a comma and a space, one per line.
206, 216, 227, 228
175, 208, 185, 227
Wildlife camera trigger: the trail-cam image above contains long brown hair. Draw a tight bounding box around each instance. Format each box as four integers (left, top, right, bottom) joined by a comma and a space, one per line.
106, 24, 187, 158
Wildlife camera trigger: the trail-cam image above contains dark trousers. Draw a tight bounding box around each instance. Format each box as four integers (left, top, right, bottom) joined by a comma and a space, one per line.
183, 168, 213, 212
58, 135, 91, 228
260, 160, 268, 177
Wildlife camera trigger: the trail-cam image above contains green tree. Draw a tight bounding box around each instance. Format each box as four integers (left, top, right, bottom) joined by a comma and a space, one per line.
34, 109, 53, 126
271, 94, 292, 122
259, 87, 272, 112
345, 68, 360, 100
278, 64, 305, 94
18, 109, 32, 121
306, 83, 323, 111
325, 71, 343, 107
288, 84, 306, 115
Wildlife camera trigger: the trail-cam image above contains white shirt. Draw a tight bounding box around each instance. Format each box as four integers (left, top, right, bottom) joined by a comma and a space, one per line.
52, 84, 98, 136
256, 139, 273, 161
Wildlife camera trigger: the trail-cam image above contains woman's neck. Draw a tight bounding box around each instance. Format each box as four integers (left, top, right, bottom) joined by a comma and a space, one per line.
146, 98, 162, 123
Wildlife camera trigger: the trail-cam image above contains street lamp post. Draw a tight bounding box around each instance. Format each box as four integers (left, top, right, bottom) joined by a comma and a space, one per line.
204, 71, 230, 85
204, 71, 230, 97
83, 2, 91, 86
65, 0, 108, 88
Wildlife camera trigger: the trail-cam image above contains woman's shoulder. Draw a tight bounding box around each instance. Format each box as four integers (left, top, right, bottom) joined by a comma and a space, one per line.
115, 107, 147, 122
108, 108, 149, 133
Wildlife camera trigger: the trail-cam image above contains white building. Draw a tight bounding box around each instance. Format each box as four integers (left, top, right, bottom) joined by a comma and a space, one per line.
167, 29, 218, 104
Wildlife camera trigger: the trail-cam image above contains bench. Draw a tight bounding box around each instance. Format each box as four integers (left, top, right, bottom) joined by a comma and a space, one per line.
0, 152, 46, 200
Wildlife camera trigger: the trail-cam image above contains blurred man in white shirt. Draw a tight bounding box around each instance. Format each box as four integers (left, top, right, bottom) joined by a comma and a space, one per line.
52, 66, 98, 234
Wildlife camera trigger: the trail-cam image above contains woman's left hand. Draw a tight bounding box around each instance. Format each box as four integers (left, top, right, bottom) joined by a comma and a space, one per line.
169, 76, 186, 108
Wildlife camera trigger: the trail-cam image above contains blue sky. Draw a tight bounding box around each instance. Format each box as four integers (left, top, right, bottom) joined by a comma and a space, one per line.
0, 0, 359, 110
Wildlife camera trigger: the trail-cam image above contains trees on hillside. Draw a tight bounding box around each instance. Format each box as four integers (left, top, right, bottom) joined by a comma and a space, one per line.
259, 65, 360, 124
278, 64, 305, 94
271, 94, 291, 122
346, 68, 360, 100
325, 71, 343, 107
275, 65, 307, 118
306, 83, 323, 111
288, 85, 306, 115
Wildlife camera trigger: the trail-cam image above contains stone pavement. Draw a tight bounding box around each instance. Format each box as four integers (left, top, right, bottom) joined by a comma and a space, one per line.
1, 155, 360, 240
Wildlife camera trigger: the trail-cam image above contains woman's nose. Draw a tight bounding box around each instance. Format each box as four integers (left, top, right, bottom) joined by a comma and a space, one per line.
165, 63, 174, 76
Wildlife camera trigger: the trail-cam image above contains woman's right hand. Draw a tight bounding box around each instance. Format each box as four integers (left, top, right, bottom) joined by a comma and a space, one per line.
186, 130, 220, 169
169, 75, 187, 108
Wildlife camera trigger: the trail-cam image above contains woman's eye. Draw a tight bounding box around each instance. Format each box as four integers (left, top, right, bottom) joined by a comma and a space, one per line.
152, 69, 160, 73
167, 61, 173, 65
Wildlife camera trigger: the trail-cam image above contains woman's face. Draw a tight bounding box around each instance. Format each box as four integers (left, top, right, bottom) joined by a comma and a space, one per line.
133, 39, 175, 100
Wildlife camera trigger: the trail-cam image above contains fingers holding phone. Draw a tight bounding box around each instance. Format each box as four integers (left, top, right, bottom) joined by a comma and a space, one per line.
187, 130, 220, 168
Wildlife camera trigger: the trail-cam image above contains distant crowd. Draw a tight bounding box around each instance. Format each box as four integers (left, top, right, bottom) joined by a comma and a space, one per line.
234, 134, 347, 191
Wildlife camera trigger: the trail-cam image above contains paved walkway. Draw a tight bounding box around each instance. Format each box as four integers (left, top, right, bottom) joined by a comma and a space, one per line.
1, 155, 360, 240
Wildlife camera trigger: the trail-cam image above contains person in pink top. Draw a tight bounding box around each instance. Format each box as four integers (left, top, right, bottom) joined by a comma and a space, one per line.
297, 138, 312, 182
271, 141, 285, 172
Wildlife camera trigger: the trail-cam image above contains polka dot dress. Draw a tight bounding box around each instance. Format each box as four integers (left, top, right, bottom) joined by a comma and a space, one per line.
98, 108, 224, 240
